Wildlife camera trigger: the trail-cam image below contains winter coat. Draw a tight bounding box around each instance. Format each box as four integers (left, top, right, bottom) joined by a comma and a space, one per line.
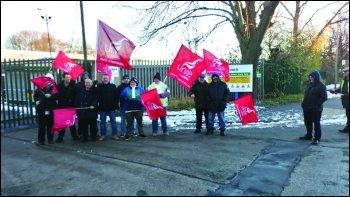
301, 71, 328, 112
76, 87, 98, 119
57, 80, 76, 108
207, 77, 230, 113
34, 85, 58, 116
188, 79, 209, 109
335, 78, 349, 108
120, 85, 145, 112
116, 82, 130, 108
97, 82, 119, 111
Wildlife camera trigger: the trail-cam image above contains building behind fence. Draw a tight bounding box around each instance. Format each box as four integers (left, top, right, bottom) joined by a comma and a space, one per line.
1, 58, 270, 129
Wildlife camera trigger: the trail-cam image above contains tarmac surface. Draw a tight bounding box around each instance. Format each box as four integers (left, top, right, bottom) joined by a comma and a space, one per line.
1, 98, 349, 196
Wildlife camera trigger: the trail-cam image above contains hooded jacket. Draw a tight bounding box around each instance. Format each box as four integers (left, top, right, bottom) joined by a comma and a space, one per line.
207, 73, 230, 112
301, 71, 327, 111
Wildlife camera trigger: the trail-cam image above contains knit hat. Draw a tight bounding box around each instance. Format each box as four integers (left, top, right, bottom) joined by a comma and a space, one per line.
130, 77, 138, 86
82, 71, 90, 78
199, 73, 206, 78
122, 74, 129, 79
153, 72, 161, 80
45, 73, 54, 80
211, 72, 220, 79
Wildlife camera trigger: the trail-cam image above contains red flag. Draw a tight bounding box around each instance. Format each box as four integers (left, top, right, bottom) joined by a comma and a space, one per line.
31, 76, 58, 94
140, 88, 166, 120
96, 19, 135, 70
233, 94, 258, 125
52, 50, 84, 81
51, 108, 76, 133
203, 49, 230, 82
167, 44, 206, 90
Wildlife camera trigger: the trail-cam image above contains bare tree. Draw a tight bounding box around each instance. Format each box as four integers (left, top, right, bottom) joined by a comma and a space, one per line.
114, 1, 279, 97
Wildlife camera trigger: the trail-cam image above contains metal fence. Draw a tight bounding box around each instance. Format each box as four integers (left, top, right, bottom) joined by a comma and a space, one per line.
1, 58, 265, 129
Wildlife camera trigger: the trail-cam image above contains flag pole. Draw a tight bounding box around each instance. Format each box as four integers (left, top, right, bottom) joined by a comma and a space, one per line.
76, 107, 91, 110
94, 19, 99, 80
163, 76, 167, 84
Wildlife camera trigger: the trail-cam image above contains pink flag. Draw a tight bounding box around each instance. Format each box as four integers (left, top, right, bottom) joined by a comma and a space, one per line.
51, 108, 76, 133
203, 49, 230, 82
233, 94, 258, 125
96, 62, 112, 80
96, 19, 135, 70
52, 50, 84, 81
167, 44, 206, 90
31, 76, 58, 94
141, 88, 166, 120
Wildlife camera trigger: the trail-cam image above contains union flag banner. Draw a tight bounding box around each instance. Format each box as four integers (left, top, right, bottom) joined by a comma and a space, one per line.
52, 50, 84, 81
30, 76, 58, 94
233, 93, 258, 125
203, 49, 230, 82
96, 62, 112, 80
51, 108, 76, 133
140, 88, 166, 120
167, 44, 206, 90
96, 19, 135, 70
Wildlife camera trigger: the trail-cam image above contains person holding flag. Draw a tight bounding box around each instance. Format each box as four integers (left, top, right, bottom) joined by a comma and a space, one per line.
33, 73, 58, 145
206, 72, 230, 136
147, 72, 170, 137
120, 77, 148, 140
55, 73, 80, 143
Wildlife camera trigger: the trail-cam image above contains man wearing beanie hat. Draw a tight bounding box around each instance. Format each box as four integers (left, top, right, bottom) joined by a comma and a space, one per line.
147, 72, 170, 137
116, 74, 137, 137
120, 77, 148, 140
189, 73, 209, 134
33, 73, 58, 145
300, 70, 327, 145
206, 72, 230, 136
334, 67, 349, 134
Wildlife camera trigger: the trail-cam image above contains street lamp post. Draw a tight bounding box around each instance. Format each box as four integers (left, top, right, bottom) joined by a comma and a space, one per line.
38, 8, 52, 58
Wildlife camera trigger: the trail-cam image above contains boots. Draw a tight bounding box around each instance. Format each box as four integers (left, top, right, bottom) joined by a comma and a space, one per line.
206, 128, 214, 135
220, 128, 226, 136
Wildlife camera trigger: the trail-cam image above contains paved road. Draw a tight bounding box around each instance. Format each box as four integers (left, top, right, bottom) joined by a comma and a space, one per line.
1, 98, 349, 196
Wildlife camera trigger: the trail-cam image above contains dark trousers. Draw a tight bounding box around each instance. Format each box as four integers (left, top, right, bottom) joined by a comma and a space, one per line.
77, 118, 98, 136
58, 124, 78, 139
79, 118, 97, 141
195, 108, 209, 131
344, 107, 349, 131
38, 113, 54, 143
303, 111, 322, 140
125, 111, 144, 137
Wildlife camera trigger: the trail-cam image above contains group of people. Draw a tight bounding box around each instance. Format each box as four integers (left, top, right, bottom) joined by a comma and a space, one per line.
33, 66, 348, 145
189, 72, 230, 136
33, 71, 171, 145
299, 67, 349, 145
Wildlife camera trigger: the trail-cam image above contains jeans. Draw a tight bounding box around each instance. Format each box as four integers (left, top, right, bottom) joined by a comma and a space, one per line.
208, 111, 226, 130
100, 110, 118, 137
152, 107, 168, 133
120, 108, 136, 135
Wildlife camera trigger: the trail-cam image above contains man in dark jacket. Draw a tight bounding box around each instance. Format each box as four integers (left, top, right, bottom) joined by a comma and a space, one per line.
335, 67, 349, 134
189, 73, 209, 134
34, 73, 58, 145
97, 74, 119, 141
300, 70, 327, 145
56, 73, 80, 142
206, 72, 230, 136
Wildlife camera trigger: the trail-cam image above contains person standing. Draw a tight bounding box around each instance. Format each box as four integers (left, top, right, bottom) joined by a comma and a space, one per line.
300, 70, 327, 145
56, 73, 80, 142
335, 67, 349, 134
147, 72, 170, 137
206, 72, 230, 136
120, 77, 148, 140
76, 79, 99, 143
34, 73, 58, 145
116, 74, 137, 137
189, 73, 209, 134
97, 74, 120, 141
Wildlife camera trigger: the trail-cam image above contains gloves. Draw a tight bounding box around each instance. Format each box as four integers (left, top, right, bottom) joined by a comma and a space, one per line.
45, 94, 51, 98
159, 94, 162, 98
35, 101, 40, 105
